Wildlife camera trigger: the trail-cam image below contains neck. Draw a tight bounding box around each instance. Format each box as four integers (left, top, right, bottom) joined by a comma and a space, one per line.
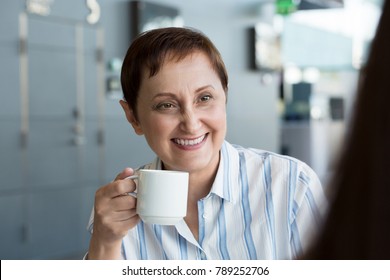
188, 157, 220, 202
185, 159, 219, 241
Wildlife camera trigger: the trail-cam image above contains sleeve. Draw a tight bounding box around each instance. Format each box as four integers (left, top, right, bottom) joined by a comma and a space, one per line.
84, 207, 126, 260
290, 162, 328, 257
83, 208, 94, 260
87, 207, 94, 234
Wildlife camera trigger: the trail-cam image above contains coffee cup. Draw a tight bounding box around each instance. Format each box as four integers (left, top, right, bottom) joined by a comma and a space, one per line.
127, 169, 189, 225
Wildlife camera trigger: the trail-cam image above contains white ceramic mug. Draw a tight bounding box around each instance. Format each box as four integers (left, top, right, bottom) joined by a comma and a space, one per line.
127, 169, 189, 225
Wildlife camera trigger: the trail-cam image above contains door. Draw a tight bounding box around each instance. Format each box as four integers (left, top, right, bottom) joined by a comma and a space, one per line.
20, 13, 103, 259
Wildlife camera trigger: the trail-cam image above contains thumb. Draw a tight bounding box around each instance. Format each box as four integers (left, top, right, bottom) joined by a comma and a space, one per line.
114, 167, 134, 181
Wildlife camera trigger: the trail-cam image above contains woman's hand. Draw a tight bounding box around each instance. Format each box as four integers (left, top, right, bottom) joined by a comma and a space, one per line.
87, 168, 140, 259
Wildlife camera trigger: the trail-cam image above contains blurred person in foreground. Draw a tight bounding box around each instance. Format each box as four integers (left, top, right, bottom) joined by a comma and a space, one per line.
304, 0, 390, 259
86, 27, 327, 260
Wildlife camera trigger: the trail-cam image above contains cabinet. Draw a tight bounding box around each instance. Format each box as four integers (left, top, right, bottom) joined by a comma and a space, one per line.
0, 3, 103, 259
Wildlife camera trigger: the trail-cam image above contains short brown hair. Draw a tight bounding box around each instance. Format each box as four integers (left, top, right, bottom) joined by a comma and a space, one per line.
120, 27, 228, 118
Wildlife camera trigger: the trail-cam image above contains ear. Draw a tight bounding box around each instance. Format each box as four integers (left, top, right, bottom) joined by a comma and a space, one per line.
119, 100, 144, 135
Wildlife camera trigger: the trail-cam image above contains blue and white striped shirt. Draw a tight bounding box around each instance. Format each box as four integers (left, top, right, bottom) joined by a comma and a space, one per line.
88, 141, 327, 259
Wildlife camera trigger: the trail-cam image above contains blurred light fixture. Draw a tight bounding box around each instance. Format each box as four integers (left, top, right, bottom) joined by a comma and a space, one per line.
86, 0, 101, 24
276, 0, 300, 15
310, 106, 323, 120
284, 65, 302, 84
298, 0, 344, 10
276, 0, 344, 15
303, 67, 320, 83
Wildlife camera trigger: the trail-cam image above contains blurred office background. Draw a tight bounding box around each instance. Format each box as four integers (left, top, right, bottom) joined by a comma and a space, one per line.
0, 0, 383, 259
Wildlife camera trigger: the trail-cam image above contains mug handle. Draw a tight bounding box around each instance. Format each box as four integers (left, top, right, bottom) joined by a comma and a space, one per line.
124, 174, 138, 198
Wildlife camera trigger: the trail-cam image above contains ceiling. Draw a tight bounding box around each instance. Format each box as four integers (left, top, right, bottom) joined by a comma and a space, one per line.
287, 0, 383, 40
100, 0, 383, 39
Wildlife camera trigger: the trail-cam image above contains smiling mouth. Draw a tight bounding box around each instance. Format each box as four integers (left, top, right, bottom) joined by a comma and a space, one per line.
172, 134, 207, 146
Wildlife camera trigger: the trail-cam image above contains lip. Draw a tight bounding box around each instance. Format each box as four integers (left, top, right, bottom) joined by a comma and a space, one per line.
171, 133, 208, 150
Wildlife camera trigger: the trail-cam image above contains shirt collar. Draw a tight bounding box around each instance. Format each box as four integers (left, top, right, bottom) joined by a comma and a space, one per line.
207, 141, 238, 203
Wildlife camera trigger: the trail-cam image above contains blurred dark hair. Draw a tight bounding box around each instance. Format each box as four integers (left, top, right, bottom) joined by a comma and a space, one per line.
120, 27, 228, 119
306, 0, 390, 259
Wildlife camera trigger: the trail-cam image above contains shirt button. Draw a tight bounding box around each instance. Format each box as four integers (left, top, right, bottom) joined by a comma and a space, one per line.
202, 213, 207, 219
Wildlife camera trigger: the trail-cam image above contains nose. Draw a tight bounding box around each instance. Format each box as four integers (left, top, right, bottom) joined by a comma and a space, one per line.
179, 107, 202, 133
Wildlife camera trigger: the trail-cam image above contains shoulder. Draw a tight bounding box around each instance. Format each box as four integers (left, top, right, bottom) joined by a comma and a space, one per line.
227, 141, 321, 188
229, 142, 312, 169
227, 141, 327, 224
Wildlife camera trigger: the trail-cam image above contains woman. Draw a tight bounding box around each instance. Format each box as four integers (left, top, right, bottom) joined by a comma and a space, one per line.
87, 27, 327, 260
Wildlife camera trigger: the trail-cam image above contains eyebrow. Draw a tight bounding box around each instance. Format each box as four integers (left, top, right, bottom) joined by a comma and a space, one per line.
151, 85, 216, 100
151, 92, 176, 101
195, 85, 215, 93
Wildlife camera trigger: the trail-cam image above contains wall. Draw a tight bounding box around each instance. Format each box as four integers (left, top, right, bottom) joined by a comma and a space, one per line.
0, 0, 99, 259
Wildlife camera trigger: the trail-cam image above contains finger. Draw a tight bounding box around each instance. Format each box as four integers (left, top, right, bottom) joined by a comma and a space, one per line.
97, 179, 137, 201
115, 213, 141, 234
111, 195, 137, 211
114, 167, 134, 181
113, 209, 139, 222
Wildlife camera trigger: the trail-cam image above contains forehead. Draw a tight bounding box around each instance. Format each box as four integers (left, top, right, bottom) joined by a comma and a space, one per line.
166, 51, 212, 69
138, 52, 223, 98
150, 50, 211, 74
149, 52, 217, 79
143, 51, 216, 81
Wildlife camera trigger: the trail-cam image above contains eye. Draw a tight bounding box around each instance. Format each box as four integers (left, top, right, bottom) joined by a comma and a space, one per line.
199, 94, 212, 102
155, 102, 175, 110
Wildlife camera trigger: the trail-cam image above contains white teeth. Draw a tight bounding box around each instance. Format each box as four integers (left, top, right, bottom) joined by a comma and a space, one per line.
174, 135, 205, 146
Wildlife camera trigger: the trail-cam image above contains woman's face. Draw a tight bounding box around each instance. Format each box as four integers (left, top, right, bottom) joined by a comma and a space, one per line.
122, 51, 227, 174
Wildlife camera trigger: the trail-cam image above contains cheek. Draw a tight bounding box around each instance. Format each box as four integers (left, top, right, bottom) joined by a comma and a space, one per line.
207, 106, 227, 128
145, 115, 176, 135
